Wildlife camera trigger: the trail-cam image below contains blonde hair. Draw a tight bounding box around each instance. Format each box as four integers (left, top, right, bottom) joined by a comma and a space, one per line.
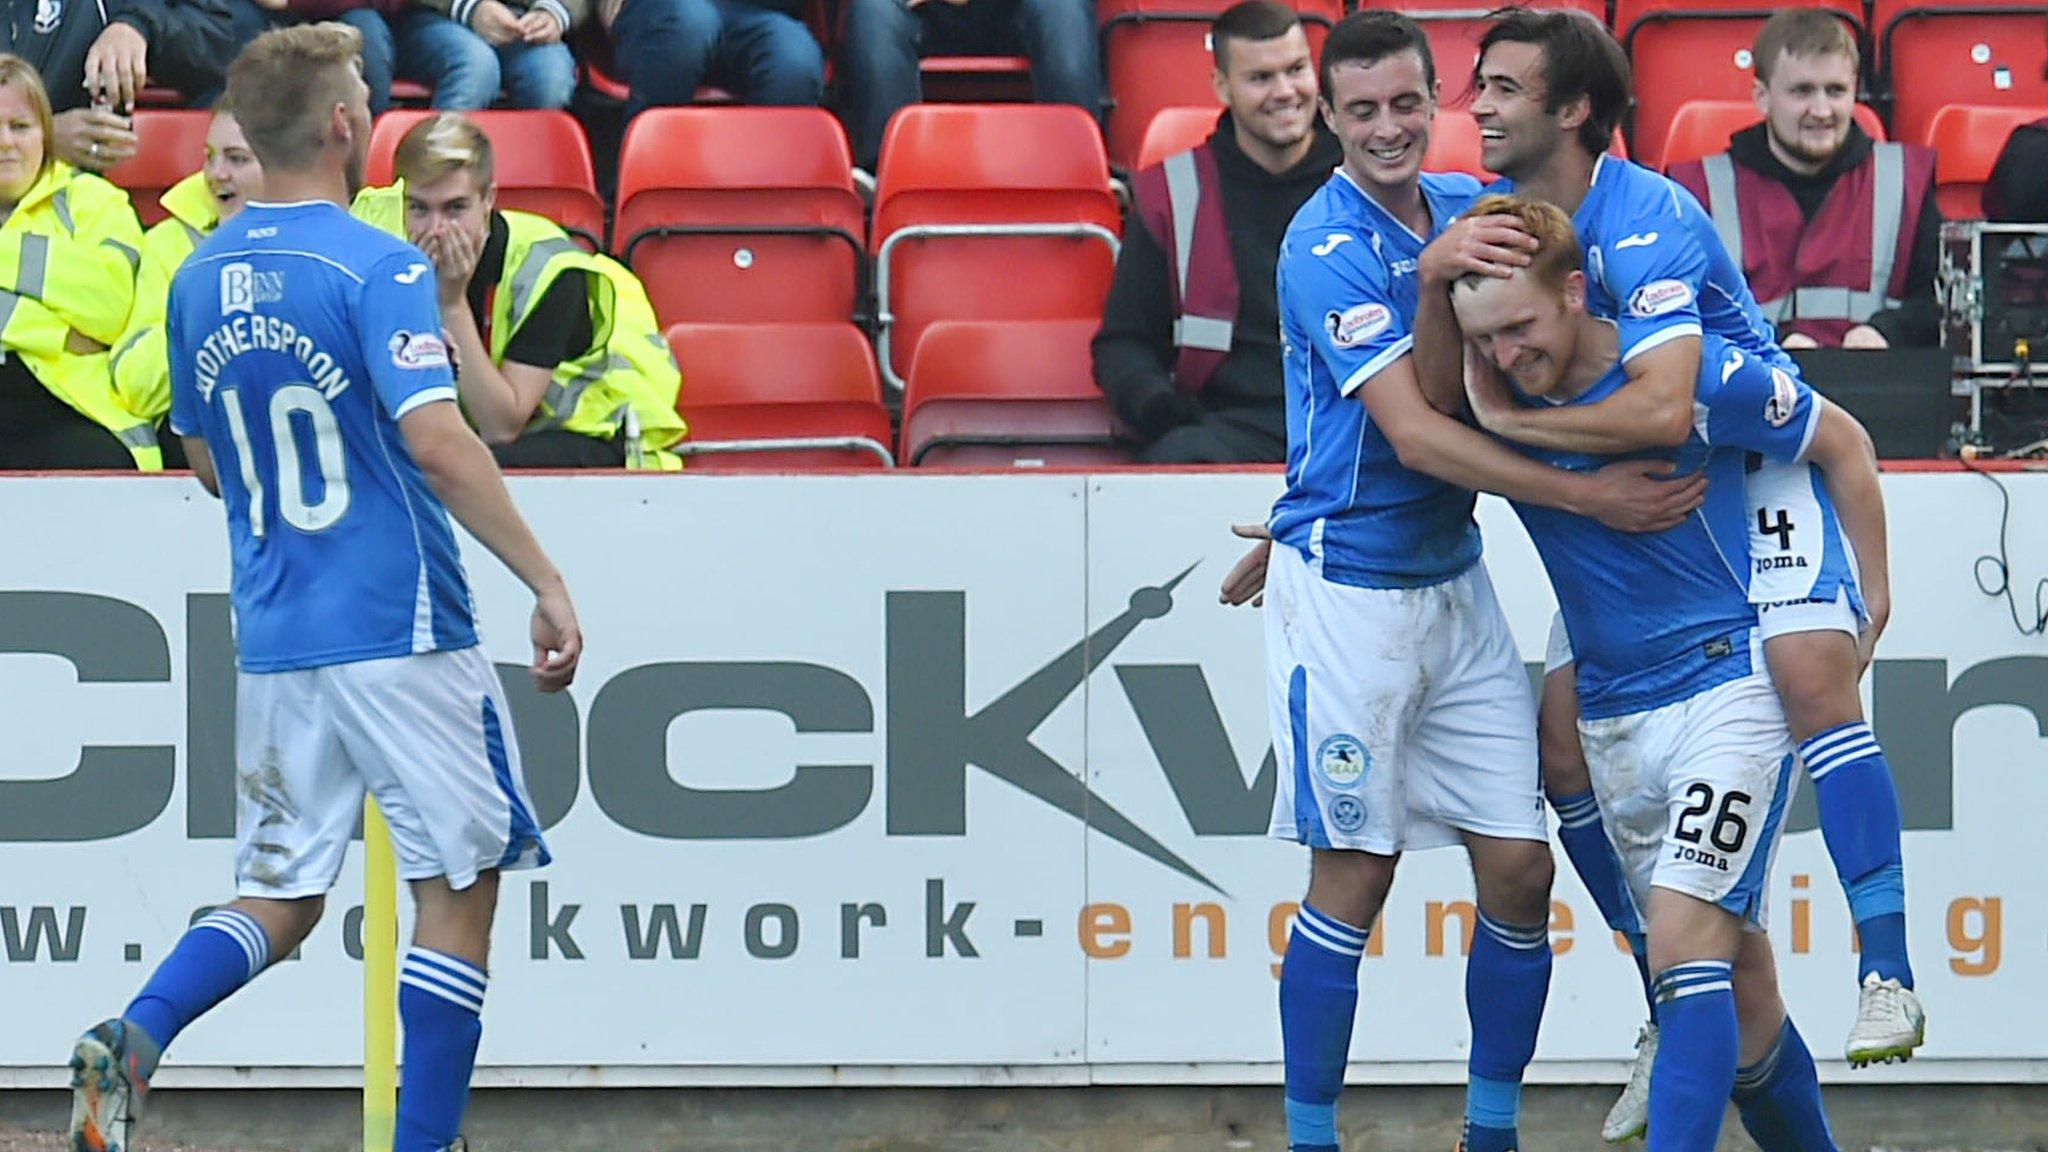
394, 112, 495, 191
1458, 193, 1582, 293
0, 56, 55, 186
1753, 9, 1859, 85
224, 23, 364, 172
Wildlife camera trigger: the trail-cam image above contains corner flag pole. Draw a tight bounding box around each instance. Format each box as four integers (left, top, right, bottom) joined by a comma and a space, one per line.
364, 800, 398, 1152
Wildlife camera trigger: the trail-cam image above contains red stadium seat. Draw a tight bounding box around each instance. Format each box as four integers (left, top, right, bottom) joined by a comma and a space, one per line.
103, 110, 212, 228
1926, 102, 2048, 217
872, 104, 1121, 392
1425, 108, 1627, 179
900, 320, 1134, 467
667, 322, 894, 469
1135, 105, 1223, 170
1100, 0, 1336, 170
366, 110, 605, 250
1614, 0, 1864, 170
615, 107, 865, 328
1658, 98, 1888, 170
1875, 0, 2048, 146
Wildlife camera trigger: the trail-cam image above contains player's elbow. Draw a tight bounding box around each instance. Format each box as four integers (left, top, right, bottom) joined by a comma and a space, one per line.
474, 419, 524, 449
1643, 397, 1695, 448
1382, 420, 1441, 474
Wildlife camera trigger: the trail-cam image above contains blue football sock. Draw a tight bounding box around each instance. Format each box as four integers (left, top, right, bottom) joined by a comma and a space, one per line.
1801, 722, 1913, 987
1649, 962, 1739, 1152
123, 907, 271, 1053
396, 948, 487, 1152
1629, 939, 1655, 1014
1733, 1019, 1841, 1152
1550, 789, 1652, 1010
1280, 902, 1368, 1152
1462, 911, 1550, 1152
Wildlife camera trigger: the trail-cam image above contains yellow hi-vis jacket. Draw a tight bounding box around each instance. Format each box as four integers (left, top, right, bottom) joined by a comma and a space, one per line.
112, 171, 218, 426
352, 184, 686, 468
2, 162, 153, 467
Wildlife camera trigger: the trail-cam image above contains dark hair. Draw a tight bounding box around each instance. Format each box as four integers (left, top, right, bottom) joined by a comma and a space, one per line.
1319, 10, 1436, 102
1212, 1, 1304, 70
1477, 8, 1632, 157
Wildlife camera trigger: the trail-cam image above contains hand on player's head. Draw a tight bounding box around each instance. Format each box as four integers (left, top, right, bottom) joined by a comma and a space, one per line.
1420, 213, 1536, 286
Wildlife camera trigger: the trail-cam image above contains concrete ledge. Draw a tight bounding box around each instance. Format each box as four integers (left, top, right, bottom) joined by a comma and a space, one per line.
1, 1084, 2044, 1151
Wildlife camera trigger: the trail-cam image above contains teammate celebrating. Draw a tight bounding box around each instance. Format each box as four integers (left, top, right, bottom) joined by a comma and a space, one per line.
67, 24, 580, 1152
1220, 13, 1703, 1151
1412, 7, 1923, 1113
1451, 192, 1850, 1152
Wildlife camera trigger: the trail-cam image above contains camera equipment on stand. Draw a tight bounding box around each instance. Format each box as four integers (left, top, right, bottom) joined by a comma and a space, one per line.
1941, 221, 2048, 453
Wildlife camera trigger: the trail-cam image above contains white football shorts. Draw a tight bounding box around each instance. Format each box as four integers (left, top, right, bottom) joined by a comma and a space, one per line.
233, 645, 551, 899
1264, 545, 1545, 855
1746, 458, 1867, 643
1576, 669, 1797, 928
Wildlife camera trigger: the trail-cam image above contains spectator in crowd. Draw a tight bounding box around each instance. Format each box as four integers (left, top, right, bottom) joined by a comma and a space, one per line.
7, 0, 233, 172
1985, 115, 2048, 223
354, 113, 687, 467
1668, 9, 1941, 349
402, 0, 580, 109
1092, 1, 1336, 463
0, 55, 153, 470
839, 0, 1100, 171
598, 0, 823, 120
221, 0, 402, 115
113, 104, 260, 463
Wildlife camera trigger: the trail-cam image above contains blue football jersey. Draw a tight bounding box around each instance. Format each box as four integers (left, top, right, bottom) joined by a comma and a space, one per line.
168, 201, 478, 673
1489, 156, 1792, 373
1509, 333, 1817, 718
1269, 168, 1486, 588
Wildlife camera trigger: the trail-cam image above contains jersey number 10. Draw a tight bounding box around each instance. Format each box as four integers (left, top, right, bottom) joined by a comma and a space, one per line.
220, 385, 353, 538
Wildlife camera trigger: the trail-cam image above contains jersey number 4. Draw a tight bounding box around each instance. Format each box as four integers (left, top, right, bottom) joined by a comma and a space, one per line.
221, 385, 353, 538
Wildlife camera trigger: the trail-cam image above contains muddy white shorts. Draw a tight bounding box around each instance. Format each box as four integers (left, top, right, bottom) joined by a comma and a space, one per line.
233, 645, 550, 898
1263, 545, 1545, 855
1577, 671, 1797, 928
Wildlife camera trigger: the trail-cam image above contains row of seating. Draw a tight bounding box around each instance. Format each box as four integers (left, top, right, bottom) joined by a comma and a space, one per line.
113, 104, 1121, 394
1141, 98, 2041, 218
1109, 0, 2048, 171
672, 319, 1132, 470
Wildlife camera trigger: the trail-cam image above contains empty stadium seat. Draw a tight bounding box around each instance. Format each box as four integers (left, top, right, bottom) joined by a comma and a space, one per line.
900, 319, 1134, 467
365, 110, 605, 249
872, 104, 1122, 392
1615, 0, 1864, 169
1100, 0, 1337, 170
1135, 105, 1223, 170
1659, 98, 1888, 170
103, 110, 212, 228
1926, 102, 2048, 216
615, 107, 866, 328
667, 322, 894, 469
1875, 0, 2048, 146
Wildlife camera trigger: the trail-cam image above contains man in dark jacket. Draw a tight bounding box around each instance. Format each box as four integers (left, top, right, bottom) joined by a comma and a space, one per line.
1092, 0, 1339, 464
9, 0, 233, 171
1986, 116, 2048, 223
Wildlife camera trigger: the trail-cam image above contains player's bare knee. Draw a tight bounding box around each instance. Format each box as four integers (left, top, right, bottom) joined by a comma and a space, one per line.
410, 871, 503, 967
231, 894, 325, 956
1470, 837, 1554, 924
1645, 888, 1742, 974
1763, 631, 1863, 739
1305, 848, 1396, 930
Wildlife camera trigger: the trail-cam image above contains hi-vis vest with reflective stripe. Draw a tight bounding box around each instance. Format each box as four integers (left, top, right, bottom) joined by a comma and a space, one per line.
1670, 142, 1933, 347
353, 184, 686, 468
113, 171, 217, 424
0, 162, 154, 467
1132, 142, 1237, 395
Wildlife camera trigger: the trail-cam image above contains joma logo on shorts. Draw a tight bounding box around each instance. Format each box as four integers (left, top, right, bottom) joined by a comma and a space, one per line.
1672, 845, 1730, 872
1754, 556, 1810, 572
